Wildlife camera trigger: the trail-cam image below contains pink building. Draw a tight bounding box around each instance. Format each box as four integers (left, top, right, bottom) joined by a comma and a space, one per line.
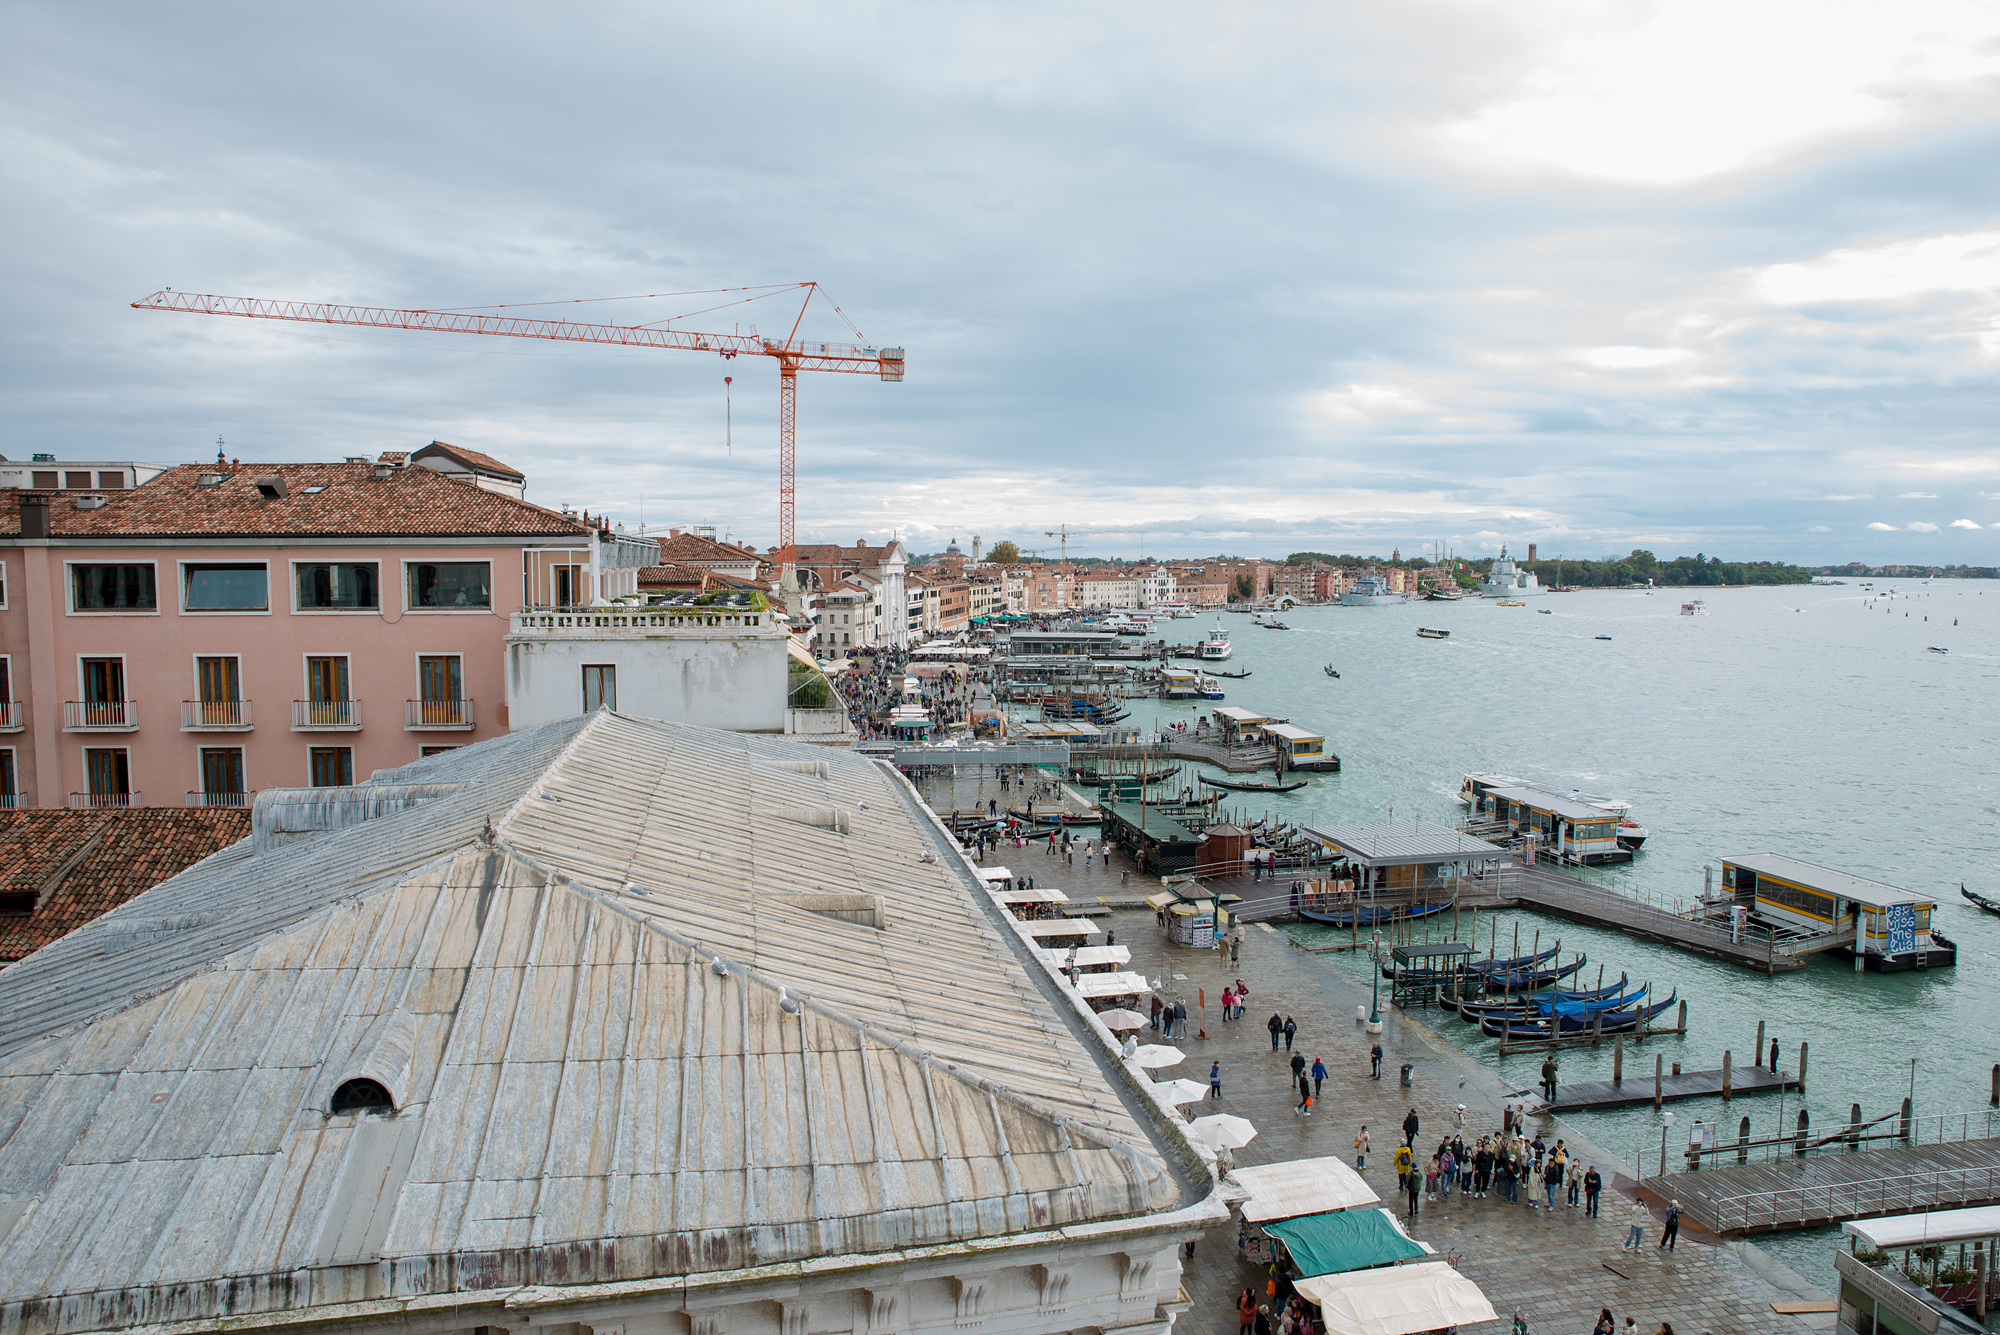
0, 450, 655, 810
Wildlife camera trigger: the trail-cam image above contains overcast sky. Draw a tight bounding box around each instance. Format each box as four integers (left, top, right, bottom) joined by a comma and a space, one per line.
3, 2, 1997, 563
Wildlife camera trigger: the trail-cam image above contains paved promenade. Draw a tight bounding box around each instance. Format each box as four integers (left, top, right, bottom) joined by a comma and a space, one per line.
910, 771, 1834, 1332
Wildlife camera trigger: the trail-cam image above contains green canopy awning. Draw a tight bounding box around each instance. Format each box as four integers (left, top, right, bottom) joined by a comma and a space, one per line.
1265, 1209, 1427, 1278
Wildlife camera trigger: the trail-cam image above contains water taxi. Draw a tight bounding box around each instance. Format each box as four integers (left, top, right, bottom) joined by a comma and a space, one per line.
1477, 785, 1633, 864
1494, 600, 1525, 607
1459, 772, 1646, 850
1416, 627, 1449, 639
1680, 599, 1708, 615
1265, 722, 1340, 772
1199, 624, 1233, 660
1159, 667, 1206, 699
1711, 855, 1957, 971
1479, 545, 1547, 598
1340, 572, 1405, 606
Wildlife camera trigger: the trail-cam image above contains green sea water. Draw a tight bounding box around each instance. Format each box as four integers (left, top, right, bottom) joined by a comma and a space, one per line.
1055, 582, 2000, 1296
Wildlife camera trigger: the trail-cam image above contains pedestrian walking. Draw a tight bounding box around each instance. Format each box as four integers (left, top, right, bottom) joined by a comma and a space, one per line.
1222, 987, 1235, 1020
1289, 1052, 1306, 1085
1622, 1219, 1644, 1250
1172, 999, 1188, 1039
1542, 1157, 1561, 1209
1231, 937, 1241, 964
1370, 1041, 1383, 1079
1352, 1125, 1369, 1171
1392, 1143, 1413, 1195
1566, 1158, 1582, 1207
1583, 1165, 1602, 1217
1402, 1108, 1420, 1147
1267, 1013, 1283, 1051
1150, 995, 1164, 1032
1253, 1306, 1271, 1335
1310, 1056, 1326, 1101
1659, 1199, 1682, 1251
1238, 1290, 1258, 1335
1282, 1016, 1297, 1051
1474, 1141, 1493, 1197
1295, 1074, 1312, 1116
1403, 1161, 1420, 1218
1540, 1056, 1558, 1103
1209, 1062, 1223, 1100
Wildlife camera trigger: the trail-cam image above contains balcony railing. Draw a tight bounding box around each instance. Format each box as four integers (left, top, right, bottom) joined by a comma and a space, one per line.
292, 700, 360, 730
185, 790, 254, 808
0, 794, 20, 810
405, 698, 474, 730
69, 792, 141, 809
181, 699, 253, 731
63, 701, 138, 731
0, 701, 22, 732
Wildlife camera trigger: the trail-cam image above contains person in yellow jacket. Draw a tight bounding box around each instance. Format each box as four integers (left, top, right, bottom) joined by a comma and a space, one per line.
1392, 1143, 1414, 1194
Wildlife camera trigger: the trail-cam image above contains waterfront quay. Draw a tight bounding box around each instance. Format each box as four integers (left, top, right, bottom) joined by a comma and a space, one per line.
910, 766, 1837, 1332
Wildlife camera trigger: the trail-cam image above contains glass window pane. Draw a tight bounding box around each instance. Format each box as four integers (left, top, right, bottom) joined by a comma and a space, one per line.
296, 563, 379, 609
408, 562, 492, 609
72, 564, 156, 609
184, 565, 268, 610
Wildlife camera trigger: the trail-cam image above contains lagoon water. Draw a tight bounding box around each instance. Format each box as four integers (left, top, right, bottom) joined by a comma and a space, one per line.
1087, 581, 1999, 1290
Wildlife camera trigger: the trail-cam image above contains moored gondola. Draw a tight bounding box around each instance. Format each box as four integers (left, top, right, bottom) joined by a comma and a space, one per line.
1299, 900, 1451, 930
1199, 774, 1309, 794
1456, 981, 1646, 1024
1479, 990, 1678, 1041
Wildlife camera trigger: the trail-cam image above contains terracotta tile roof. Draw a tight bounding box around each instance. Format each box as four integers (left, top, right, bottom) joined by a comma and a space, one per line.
792, 541, 899, 568
653, 532, 759, 565
410, 440, 524, 482
0, 808, 251, 964
0, 461, 589, 539
636, 562, 709, 587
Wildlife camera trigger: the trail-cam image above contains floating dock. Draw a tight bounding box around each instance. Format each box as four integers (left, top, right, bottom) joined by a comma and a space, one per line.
1498, 860, 1807, 972
1639, 1137, 2000, 1236
1548, 1064, 1797, 1111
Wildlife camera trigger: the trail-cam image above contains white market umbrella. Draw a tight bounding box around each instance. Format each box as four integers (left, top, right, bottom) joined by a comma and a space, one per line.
1157, 1078, 1211, 1106
1096, 1008, 1148, 1031
1129, 1044, 1185, 1069
1189, 1114, 1259, 1150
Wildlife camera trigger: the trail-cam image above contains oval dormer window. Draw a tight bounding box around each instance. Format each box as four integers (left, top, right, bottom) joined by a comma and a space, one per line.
330, 1078, 395, 1114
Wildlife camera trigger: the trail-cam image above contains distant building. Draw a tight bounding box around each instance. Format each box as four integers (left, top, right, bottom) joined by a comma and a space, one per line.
0, 714, 1212, 1335
793, 538, 910, 649
0, 454, 169, 492
409, 439, 527, 500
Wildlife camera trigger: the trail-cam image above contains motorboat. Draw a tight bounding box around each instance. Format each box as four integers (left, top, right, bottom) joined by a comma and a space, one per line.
1479, 545, 1547, 598
1459, 772, 1647, 849
1340, 572, 1405, 606
1416, 627, 1449, 639
1198, 624, 1233, 661
1424, 587, 1464, 601
1681, 599, 1708, 616
1323, 665, 1340, 678
1536, 608, 1552, 614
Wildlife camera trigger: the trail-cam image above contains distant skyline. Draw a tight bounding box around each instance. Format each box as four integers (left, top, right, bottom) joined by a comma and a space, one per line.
2, 1, 1995, 562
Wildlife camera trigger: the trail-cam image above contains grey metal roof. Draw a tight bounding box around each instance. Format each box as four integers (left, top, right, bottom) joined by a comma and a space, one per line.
0, 713, 1184, 1329
1722, 853, 1931, 908
1301, 821, 1504, 867
1482, 785, 1619, 824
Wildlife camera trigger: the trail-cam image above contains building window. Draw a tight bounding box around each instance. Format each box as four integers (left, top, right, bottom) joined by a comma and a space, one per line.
0, 749, 15, 811
64, 471, 92, 489
408, 561, 492, 609
199, 748, 245, 801
31, 471, 57, 489
553, 565, 581, 607
419, 745, 460, 757
330, 1077, 394, 1114
71, 564, 156, 610
307, 656, 350, 702
81, 657, 125, 707
0, 560, 7, 609
184, 564, 269, 611
192, 655, 242, 727
97, 471, 125, 489
583, 664, 616, 713
309, 747, 353, 787
85, 748, 130, 800
297, 563, 379, 610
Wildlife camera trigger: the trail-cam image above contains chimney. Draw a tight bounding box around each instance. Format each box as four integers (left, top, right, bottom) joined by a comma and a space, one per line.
670, 527, 682, 539
1527, 543, 1538, 562
20, 496, 50, 538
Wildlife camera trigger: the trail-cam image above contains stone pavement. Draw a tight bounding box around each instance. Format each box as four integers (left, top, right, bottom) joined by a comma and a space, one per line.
1111, 907, 1834, 1335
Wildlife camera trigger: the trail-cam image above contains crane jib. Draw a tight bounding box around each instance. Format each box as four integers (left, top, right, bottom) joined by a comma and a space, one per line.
131, 291, 905, 378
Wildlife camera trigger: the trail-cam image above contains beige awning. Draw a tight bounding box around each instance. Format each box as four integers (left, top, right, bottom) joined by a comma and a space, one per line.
1292, 1262, 1496, 1335
1228, 1156, 1380, 1223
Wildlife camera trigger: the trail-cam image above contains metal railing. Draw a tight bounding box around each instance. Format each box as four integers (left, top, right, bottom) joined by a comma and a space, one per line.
180, 699, 253, 730
1705, 1161, 2000, 1234
1684, 1109, 2000, 1170
0, 701, 22, 732
185, 790, 254, 808
292, 700, 360, 730
404, 698, 473, 729
68, 791, 141, 809
0, 794, 20, 810
63, 700, 137, 730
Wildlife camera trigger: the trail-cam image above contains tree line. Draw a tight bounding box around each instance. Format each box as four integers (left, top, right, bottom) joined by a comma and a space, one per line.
1286, 549, 1814, 587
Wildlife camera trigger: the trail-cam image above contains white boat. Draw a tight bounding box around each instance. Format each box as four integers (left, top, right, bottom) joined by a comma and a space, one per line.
1340, 573, 1405, 606
1681, 599, 1707, 616
1460, 772, 1647, 850
1198, 624, 1233, 661
1479, 546, 1546, 598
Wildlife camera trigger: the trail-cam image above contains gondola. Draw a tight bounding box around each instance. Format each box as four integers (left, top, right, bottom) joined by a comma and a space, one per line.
1079, 766, 1180, 784
1963, 884, 2000, 917
1461, 955, 1588, 991
1479, 990, 1677, 1041
1465, 944, 1560, 974
1211, 669, 1253, 679
1323, 665, 1340, 677
1457, 981, 1646, 1024
1454, 973, 1631, 1022
1007, 809, 1101, 826
1199, 774, 1308, 794
1299, 901, 1450, 930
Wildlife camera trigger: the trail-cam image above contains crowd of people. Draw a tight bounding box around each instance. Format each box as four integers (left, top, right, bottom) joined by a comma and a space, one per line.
834, 647, 990, 740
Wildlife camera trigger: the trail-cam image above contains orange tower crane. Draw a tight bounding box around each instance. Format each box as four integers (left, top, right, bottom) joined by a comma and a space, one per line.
130, 285, 905, 588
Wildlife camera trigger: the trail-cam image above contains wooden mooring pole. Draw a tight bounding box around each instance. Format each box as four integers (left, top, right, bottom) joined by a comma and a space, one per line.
1722, 1049, 1733, 1100
1654, 1053, 1663, 1110
1755, 1021, 1765, 1068
1613, 1035, 1623, 1086
1799, 1041, 1809, 1089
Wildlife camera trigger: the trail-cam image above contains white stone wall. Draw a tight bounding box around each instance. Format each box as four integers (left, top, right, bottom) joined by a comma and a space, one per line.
506, 625, 788, 732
